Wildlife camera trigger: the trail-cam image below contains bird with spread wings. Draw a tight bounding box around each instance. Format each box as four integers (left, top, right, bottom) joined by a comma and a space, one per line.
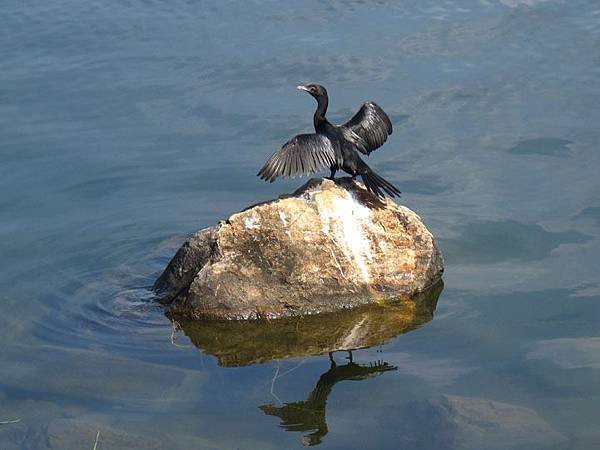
258, 84, 399, 198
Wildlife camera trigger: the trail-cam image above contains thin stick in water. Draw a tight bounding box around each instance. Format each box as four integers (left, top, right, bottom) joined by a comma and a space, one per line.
92, 430, 100, 450
269, 364, 282, 405
0, 419, 20, 425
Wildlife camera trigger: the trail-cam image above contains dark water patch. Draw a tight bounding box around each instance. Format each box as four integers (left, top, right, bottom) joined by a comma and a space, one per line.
508, 138, 573, 157
441, 220, 591, 264
468, 288, 600, 341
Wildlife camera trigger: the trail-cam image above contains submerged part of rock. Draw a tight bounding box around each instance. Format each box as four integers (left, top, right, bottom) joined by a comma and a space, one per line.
177, 280, 442, 367
154, 177, 444, 320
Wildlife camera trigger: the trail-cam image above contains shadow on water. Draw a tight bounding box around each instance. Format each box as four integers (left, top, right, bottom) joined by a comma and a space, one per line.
177, 281, 443, 445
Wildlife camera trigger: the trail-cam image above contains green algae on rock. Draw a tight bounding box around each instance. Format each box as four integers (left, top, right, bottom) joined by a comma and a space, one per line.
155, 177, 444, 320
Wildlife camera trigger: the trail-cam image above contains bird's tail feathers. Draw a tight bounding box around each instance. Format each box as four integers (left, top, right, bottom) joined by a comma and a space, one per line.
361, 169, 401, 198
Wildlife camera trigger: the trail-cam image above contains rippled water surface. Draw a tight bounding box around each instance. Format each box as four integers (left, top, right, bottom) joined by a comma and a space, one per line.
1, 1, 599, 448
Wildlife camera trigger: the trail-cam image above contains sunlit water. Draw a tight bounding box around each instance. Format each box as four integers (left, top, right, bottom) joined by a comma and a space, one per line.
1, 1, 599, 448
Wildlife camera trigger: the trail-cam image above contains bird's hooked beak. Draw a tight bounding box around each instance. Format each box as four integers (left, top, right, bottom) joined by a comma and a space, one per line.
296, 85, 310, 92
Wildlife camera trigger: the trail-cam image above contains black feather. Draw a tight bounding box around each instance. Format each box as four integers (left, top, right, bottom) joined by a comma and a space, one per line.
257, 133, 336, 182
341, 101, 393, 155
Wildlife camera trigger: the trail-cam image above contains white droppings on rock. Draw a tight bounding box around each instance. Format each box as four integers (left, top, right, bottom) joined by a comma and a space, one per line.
243, 215, 260, 230
278, 211, 293, 237
278, 211, 288, 227
320, 190, 373, 283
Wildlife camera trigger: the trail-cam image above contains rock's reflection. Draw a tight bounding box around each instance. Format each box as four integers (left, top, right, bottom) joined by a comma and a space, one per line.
261, 354, 397, 446
177, 280, 443, 367
177, 281, 442, 446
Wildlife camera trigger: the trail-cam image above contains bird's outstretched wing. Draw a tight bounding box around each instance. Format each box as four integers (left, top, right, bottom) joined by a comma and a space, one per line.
341, 102, 392, 155
258, 133, 336, 182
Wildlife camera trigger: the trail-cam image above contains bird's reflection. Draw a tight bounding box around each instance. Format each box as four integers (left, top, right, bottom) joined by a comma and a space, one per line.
175, 281, 443, 446
260, 351, 397, 446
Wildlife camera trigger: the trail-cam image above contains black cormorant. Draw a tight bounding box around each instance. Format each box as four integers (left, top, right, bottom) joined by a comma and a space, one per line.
258, 84, 400, 197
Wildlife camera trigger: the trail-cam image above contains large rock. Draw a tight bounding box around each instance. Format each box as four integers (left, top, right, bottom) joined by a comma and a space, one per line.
155, 177, 443, 320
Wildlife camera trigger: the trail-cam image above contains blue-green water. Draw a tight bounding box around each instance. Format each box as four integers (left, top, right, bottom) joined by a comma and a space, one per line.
1, 1, 599, 448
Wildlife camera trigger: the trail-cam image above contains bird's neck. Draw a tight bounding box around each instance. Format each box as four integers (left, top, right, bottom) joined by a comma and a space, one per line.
313, 96, 329, 130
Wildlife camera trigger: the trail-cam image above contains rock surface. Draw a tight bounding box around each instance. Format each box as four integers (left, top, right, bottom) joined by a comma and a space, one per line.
155, 177, 443, 320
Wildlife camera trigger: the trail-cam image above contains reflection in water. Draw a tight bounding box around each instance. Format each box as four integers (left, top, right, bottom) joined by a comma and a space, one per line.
177, 281, 443, 367
176, 282, 442, 445
261, 354, 397, 446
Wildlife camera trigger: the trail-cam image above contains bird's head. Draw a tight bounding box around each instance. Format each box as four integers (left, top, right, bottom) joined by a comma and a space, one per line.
297, 84, 328, 101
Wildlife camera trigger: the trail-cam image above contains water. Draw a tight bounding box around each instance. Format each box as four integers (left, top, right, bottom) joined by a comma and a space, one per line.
1, 0, 599, 448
